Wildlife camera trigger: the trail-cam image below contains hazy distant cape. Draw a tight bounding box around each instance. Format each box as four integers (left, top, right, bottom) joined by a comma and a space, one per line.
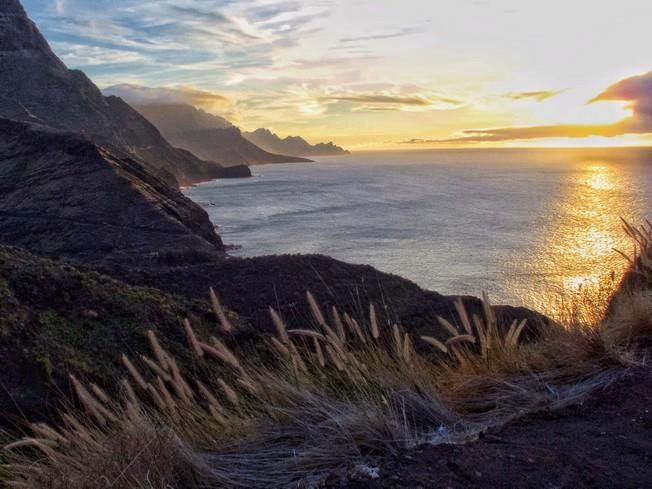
101, 97, 312, 166
104, 84, 349, 159
243, 128, 349, 157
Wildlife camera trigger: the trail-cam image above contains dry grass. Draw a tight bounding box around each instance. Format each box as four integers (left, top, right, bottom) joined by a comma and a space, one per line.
2, 404, 207, 489
600, 289, 652, 360
3, 222, 652, 488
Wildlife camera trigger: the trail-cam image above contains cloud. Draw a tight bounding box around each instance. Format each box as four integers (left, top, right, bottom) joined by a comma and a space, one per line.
103, 83, 234, 115
54, 0, 65, 15
320, 93, 464, 112
51, 41, 147, 66
339, 26, 423, 43
590, 70, 652, 132
36, 0, 329, 86
408, 71, 652, 144
505, 90, 561, 102
405, 124, 626, 144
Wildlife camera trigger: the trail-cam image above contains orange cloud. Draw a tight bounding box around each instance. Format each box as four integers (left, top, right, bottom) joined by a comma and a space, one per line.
105, 84, 228, 105
505, 90, 561, 102
320, 93, 464, 113
405, 71, 652, 144
103, 83, 236, 119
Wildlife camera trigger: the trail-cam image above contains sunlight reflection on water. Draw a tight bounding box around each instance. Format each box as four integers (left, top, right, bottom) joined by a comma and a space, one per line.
509, 160, 635, 313
186, 148, 652, 311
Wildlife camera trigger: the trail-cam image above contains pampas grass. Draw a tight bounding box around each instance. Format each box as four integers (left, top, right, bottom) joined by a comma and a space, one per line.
4, 221, 652, 489
210, 286, 233, 334
601, 289, 652, 357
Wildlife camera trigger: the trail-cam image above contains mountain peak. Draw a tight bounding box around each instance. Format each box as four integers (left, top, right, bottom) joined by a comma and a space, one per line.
0, 0, 26, 15
132, 103, 233, 133
244, 128, 349, 157
0, 0, 64, 69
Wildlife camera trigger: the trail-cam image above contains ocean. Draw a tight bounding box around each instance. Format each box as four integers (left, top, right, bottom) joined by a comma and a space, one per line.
184, 147, 652, 311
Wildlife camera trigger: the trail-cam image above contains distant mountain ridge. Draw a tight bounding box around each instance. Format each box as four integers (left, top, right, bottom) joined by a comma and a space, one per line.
103, 84, 348, 159
108, 101, 233, 133
130, 103, 312, 166
0, 0, 249, 186
243, 128, 349, 157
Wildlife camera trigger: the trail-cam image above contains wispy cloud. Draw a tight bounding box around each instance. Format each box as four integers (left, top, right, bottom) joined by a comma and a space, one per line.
54, 0, 65, 15
505, 90, 561, 102
320, 92, 464, 112
30, 0, 329, 84
402, 71, 652, 144
51, 41, 147, 66
339, 26, 423, 43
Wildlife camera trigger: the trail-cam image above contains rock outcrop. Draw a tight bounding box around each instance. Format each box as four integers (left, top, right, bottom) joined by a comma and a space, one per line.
0, 119, 224, 264
244, 128, 349, 157
0, 0, 250, 186
132, 103, 312, 165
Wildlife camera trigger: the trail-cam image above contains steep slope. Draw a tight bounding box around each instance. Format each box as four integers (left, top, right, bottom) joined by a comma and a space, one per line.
0, 0, 249, 186
244, 128, 349, 157
0, 119, 224, 264
133, 103, 312, 165
0, 245, 242, 420
125, 102, 233, 133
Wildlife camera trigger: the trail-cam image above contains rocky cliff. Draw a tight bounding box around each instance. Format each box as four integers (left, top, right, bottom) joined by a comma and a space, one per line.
0, 119, 224, 264
133, 103, 312, 165
244, 128, 349, 157
0, 0, 250, 186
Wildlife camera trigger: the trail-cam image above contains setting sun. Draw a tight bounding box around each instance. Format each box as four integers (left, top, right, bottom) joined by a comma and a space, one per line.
17, 0, 652, 149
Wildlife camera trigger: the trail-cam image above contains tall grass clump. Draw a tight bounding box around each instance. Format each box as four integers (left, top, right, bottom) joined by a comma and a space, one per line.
4, 221, 652, 488
599, 220, 652, 362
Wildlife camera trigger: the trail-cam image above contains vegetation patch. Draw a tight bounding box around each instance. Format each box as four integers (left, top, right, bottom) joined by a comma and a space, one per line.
2, 223, 652, 488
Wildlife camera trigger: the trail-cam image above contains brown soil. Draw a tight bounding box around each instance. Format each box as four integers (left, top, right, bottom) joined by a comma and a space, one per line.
342, 367, 652, 489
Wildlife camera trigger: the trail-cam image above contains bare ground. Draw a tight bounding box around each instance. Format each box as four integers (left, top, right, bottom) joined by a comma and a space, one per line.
339, 367, 652, 489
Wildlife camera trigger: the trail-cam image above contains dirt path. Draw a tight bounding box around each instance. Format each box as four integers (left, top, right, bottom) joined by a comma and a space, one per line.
343, 368, 652, 489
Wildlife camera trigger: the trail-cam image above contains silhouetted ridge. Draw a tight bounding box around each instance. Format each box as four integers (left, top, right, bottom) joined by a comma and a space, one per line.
244, 128, 349, 157
0, 0, 27, 15
133, 103, 312, 165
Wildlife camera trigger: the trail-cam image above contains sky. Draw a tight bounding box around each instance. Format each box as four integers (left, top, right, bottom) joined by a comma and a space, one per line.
21, 0, 652, 149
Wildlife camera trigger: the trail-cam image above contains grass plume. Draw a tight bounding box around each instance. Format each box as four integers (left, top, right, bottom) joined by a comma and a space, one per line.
3, 221, 652, 488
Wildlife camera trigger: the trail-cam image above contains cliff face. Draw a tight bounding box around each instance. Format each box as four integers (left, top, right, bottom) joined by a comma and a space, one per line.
0, 0, 250, 186
0, 119, 224, 263
244, 128, 349, 157
133, 103, 312, 165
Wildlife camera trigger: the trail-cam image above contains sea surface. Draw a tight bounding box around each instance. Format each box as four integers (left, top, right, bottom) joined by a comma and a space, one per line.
185, 148, 652, 311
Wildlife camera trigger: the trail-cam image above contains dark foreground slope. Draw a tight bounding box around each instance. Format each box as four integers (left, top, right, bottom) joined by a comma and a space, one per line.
0, 245, 544, 422
0, 245, 241, 421
342, 368, 652, 489
0, 119, 223, 264
134, 104, 312, 165
112, 253, 545, 339
0, 0, 249, 185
